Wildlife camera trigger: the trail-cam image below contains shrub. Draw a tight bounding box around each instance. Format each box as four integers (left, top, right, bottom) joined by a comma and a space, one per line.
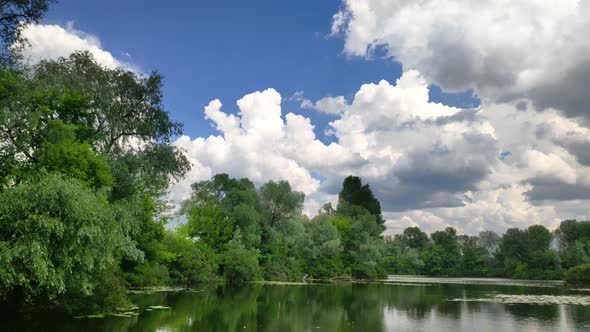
222, 247, 261, 285
564, 264, 590, 286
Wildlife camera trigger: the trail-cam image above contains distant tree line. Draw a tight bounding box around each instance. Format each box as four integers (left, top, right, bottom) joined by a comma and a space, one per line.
383, 220, 590, 284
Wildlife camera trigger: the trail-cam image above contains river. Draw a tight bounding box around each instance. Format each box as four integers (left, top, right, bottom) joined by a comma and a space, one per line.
6, 279, 590, 331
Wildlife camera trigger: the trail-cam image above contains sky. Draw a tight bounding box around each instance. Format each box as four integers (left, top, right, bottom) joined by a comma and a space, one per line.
22, 0, 590, 235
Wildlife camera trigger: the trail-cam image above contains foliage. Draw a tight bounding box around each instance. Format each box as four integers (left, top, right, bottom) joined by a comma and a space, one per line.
181, 174, 262, 251
259, 180, 304, 226
222, 230, 262, 285
300, 215, 343, 278
38, 120, 114, 189
1, 0, 53, 64
0, 51, 189, 195
337, 175, 384, 224
0, 175, 125, 306
163, 230, 219, 287
400, 227, 429, 251
556, 220, 590, 268
564, 264, 590, 286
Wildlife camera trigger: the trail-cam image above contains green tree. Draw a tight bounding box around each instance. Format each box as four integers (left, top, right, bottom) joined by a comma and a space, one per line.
477, 230, 500, 256
1, 0, 53, 64
263, 216, 306, 281
163, 230, 219, 287
556, 220, 590, 268
499, 228, 530, 278
1, 51, 188, 195
527, 225, 552, 252
259, 180, 304, 226
337, 176, 384, 224
400, 227, 429, 251
425, 227, 460, 275
181, 174, 262, 251
301, 215, 343, 278
0, 174, 136, 311
564, 264, 590, 286
37, 120, 114, 189
222, 230, 261, 285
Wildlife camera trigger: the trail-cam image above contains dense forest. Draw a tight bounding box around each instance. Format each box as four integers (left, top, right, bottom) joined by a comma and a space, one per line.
0, 0, 589, 316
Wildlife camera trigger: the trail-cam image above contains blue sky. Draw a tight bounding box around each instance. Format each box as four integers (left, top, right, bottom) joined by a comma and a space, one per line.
26, 0, 590, 234
44, 0, 478, 141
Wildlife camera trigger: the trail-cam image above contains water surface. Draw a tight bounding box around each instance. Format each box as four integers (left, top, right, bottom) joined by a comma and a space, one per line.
7, 282, 590, 331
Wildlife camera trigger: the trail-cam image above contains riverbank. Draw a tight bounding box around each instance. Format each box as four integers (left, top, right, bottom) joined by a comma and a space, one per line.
252, 275, 568, 288
382, 275, 565, 288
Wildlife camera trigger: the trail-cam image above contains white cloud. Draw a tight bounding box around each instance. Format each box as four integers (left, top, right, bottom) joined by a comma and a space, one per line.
291, 92, 349, 115
16, 23, 133, 70
171, 69, 590, 234
332, 0, 590, 120
22, 6, 586, 235
171, 89, 330, 203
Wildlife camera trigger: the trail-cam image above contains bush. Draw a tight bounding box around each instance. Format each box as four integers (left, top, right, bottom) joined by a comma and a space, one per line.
0, 174, 126, 311
164, 233, 219, 287
125, 262, 170, 287
564, 264, 590, 286
263, 257, 304, 281
351, 262, 386, 280
222, 247, 261, 285
59, 265, 130, 315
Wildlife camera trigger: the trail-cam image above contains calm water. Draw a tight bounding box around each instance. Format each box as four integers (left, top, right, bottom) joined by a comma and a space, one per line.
6, 282, 590, 331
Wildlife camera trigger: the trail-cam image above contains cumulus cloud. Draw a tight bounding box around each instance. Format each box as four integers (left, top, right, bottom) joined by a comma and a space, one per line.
291, 92, 349, 115
170, 88, 355, 213
171, 66, 590, 234
16, 22, 132, 70
385, 184, 562, 235
332, 0, 590, 120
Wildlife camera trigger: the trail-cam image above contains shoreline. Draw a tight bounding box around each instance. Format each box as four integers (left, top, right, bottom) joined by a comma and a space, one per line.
252, 275, 568, 288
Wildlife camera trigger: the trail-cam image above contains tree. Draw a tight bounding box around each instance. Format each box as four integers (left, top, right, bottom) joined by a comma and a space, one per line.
37, 120, 114, 189
222, 230, 261, 285
318, 202, 336, 216
400, 227, 429, 251
527, 225, 552, 252
564, 264, 590, 286
163, 230, 219, 287
0, 174, 136, 309
458, 235, 486, 276
556, 220, 590, 249
477, 230, 500, 256
263, 216, 306, 281
346, 211, 386, 279
181, 174, 263, 251
1, 0, 53, 64
555, 220, 590, 268
0, 52, 189, 195
301, 215, 343, 278
500, 228, 529, 263
429, 227, 460, 275
337, 176, 384, 224
259, 180, 304, 226
499, 228, 530, 278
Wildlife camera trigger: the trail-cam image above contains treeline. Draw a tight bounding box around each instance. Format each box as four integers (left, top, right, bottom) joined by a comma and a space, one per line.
173, 174, 387, 284
382, 220, 590, 284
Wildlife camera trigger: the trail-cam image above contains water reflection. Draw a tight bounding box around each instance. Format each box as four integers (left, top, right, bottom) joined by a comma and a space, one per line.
6, 283, 590, 331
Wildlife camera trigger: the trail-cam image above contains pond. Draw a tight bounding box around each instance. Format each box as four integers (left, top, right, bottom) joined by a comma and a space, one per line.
7, 281, 590, 331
